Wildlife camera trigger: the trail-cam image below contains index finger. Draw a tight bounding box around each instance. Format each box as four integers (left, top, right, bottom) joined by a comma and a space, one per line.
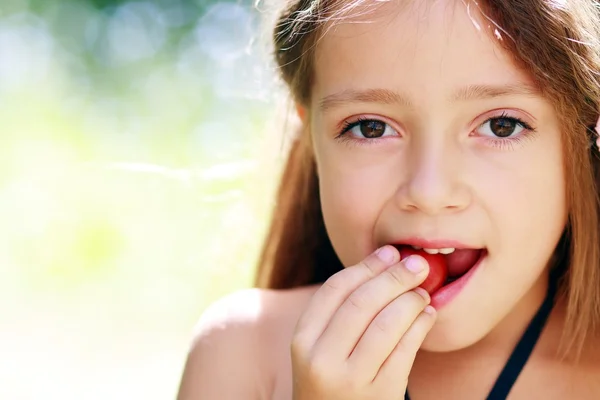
292, 246, 400, 349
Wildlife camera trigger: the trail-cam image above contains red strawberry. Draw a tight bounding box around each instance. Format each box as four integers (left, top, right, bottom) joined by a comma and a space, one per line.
398, 247, 448, 295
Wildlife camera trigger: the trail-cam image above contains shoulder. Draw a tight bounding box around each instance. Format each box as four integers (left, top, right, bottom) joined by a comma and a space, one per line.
177, 285, 319, 400
191, 285, 318, 344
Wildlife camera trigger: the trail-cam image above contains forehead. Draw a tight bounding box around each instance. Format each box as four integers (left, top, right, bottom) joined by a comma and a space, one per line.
312, 0, 534, 107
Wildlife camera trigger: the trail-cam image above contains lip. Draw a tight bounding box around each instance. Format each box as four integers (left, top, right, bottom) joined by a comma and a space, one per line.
430, 250, 487, 309
391, 237, 480, 249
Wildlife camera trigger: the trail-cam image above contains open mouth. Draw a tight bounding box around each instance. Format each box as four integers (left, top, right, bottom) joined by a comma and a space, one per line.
392, 244, 487, 294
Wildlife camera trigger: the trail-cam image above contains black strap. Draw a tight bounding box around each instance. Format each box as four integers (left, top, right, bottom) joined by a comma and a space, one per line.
405, 271, 558, 400
485, 272, 557, 400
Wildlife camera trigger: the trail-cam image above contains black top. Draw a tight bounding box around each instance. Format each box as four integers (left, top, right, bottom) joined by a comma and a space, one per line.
405, 269, 559, 400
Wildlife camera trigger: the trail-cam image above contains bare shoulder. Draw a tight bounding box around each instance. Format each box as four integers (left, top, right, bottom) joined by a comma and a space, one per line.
527, 303, 600, 398
177, 285, 319, 400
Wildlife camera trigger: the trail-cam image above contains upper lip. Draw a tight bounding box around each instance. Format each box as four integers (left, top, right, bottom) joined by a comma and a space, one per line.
389, 237, 484, 249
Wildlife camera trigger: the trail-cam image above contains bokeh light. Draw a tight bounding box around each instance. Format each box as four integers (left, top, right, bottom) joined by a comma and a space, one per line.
0, 1, 284, 398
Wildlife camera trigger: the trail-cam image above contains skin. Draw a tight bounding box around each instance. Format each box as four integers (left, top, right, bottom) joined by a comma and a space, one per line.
310, 0, 567, 352
177, 1, 600, 399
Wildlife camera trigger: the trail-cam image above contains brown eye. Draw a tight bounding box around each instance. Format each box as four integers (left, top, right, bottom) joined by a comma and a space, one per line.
489, 117, 518, 137
339, 118, 399, 141
360, 120, 387, 138
476, 115, 529, 140
340, 118, 397, 139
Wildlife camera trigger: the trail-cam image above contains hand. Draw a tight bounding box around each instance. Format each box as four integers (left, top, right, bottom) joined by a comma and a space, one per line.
291, 245, 436, 400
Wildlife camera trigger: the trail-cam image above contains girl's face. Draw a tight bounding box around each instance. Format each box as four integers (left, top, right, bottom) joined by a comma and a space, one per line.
308, 0, 567, 351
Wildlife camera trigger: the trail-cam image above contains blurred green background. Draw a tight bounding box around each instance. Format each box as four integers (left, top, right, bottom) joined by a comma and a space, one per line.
0, 0, 284, 398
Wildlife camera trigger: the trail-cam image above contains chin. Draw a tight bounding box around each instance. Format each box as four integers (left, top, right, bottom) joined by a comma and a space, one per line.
420, 317, 494, 352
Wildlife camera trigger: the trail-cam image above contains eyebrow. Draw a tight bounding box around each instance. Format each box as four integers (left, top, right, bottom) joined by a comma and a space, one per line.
451, 83, 540, 102
318, 83, 541, 112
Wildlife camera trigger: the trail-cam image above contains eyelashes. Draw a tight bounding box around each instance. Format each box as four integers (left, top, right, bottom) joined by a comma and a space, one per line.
338, 117, 399, 140
474, 112, 537, 150
334, 113, 537, 150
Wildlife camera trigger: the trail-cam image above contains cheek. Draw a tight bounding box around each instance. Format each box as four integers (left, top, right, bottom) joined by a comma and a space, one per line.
467, 140, 567, 324
476, 138, 567, 276
423, 165, 566, 350
317, 151, 399, 266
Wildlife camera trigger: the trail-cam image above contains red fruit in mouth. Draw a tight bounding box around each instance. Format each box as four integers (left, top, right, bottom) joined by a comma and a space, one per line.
398, 247, 448, 294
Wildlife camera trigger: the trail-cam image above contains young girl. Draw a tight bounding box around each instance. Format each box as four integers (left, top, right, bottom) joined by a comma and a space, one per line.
177, 0, 600, 398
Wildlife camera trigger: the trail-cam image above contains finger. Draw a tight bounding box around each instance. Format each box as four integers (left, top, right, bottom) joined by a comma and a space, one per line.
293, 246, 400, 350
346, 288, 430, 381
311, 255, 429, 362
374, 306, 436, 386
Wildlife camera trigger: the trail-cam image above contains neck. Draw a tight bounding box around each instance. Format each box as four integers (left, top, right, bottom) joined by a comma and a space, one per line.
419, 268, 552, 365
477, 269, 551, 355
407, 270, 555, 400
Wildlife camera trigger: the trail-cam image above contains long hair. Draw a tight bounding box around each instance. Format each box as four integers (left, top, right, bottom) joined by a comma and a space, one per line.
255, 0, 600, 358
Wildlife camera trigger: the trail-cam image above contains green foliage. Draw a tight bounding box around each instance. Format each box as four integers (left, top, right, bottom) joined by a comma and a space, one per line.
1, 0, 279, 398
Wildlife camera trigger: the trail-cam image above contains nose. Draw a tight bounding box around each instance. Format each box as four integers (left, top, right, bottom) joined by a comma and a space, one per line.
395, 140, 470, 215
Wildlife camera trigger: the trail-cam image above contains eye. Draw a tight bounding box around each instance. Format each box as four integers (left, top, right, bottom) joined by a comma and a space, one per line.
340, 118, 398, 139
476, 115, 531, 138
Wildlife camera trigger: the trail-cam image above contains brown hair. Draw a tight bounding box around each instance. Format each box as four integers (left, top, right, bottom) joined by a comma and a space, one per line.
254, 0, 600, 357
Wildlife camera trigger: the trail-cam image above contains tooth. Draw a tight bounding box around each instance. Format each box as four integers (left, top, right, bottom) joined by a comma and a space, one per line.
439, 248, 455, 254
411, 245, 422, 250
423, 248, 439, 254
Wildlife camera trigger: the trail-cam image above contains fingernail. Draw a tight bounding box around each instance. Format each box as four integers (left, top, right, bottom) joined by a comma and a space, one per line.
424, 305, 436, 315
404, 255, 426, 273
376, 246, 397, 264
